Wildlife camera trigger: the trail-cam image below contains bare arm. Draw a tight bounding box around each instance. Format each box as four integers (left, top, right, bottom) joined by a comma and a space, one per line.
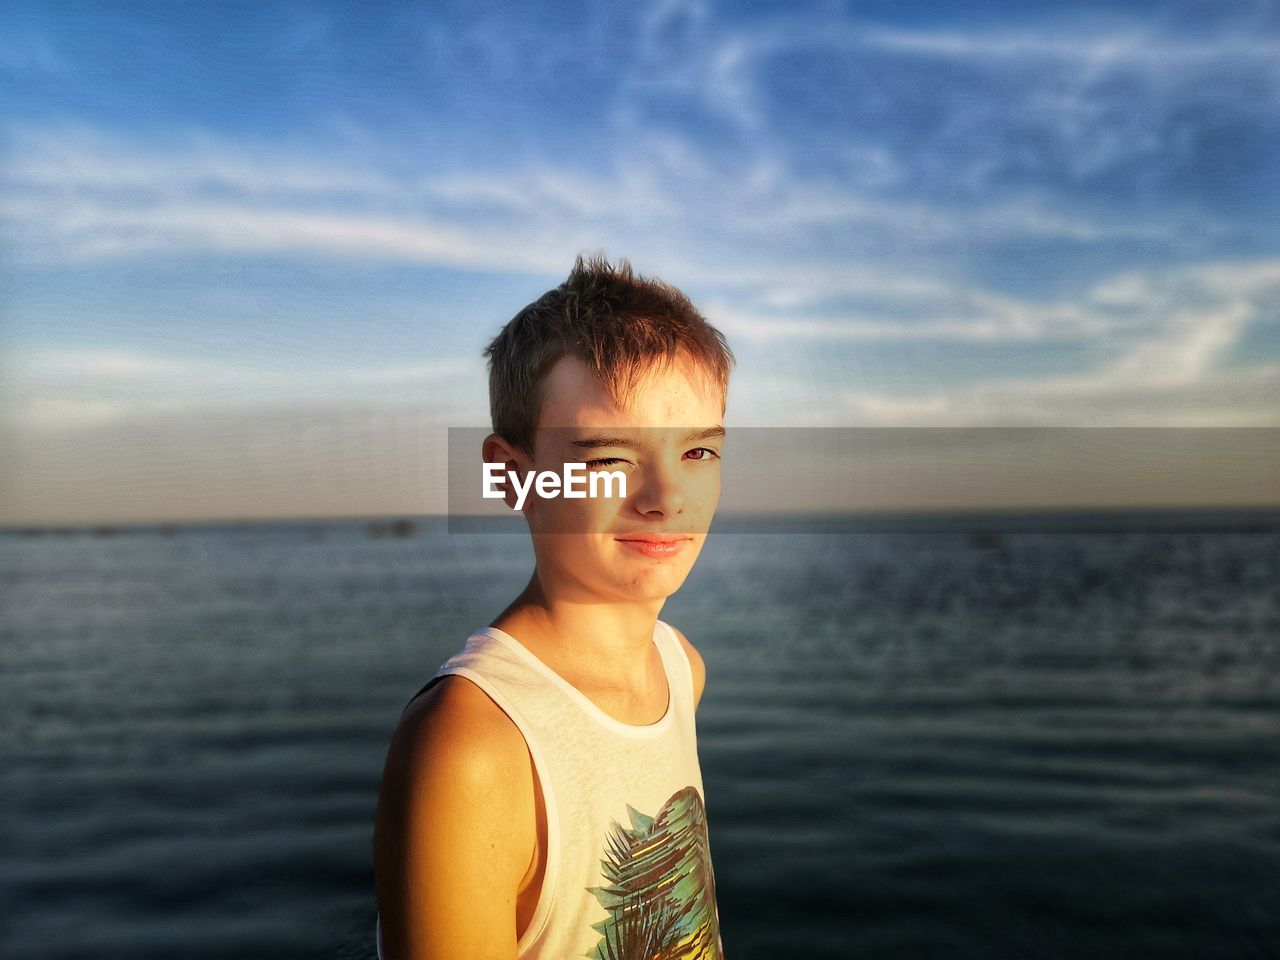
374, 676, 536, 959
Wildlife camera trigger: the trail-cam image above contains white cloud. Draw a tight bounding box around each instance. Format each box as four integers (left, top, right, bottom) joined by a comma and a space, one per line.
2, 347, 482, 429
9, 252, 1274, 433
719, 256, 1278, 426
18, 348, 200, 378
609, 12, 1279, 200
5, 123, 402, 196
340, 359, 477, 384
5, 111, 1277, 429
822, 295, 1269, 427
5, 191, 576, 273
1, 122, 1211, 292
830, 358, 1280, 428
856, 24, 1280, 67
9, 396, 128, 430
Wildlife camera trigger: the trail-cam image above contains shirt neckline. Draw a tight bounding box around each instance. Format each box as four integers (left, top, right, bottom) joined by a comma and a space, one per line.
475, 622, 676, 739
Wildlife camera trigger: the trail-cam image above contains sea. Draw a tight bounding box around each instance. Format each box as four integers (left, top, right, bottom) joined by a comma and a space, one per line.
3, 510, 1278, 959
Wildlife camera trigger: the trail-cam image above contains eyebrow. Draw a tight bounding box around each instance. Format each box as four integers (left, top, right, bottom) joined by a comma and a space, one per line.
568, 426, 725, 451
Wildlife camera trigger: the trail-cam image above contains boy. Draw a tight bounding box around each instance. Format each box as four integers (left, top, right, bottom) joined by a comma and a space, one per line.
374, 254, 734, 958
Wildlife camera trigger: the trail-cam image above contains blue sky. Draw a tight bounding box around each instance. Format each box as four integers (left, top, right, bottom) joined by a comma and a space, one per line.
3, 1, 1279, 523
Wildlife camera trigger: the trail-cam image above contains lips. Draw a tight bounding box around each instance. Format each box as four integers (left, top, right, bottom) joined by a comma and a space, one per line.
614, 534, 694, 543
615, 534, 693, 559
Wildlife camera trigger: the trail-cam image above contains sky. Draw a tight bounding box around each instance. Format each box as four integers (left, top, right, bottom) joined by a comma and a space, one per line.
2, 0, 1279, 524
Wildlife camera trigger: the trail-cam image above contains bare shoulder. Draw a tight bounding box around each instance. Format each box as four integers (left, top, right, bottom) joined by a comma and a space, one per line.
396, 672, 530, 760
380, 674, 533, 805
666, 622, 707, 710
374, 674, 534, 957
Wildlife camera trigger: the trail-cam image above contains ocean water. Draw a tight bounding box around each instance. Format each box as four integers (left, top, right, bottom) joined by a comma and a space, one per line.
3, 513, 1279, 959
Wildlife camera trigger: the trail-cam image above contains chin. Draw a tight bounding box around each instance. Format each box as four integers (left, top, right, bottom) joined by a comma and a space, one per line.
616, 581, 689, 603
614, 561, 695, 597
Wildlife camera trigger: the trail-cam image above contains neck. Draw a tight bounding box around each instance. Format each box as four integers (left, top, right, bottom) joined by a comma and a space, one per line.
489, 571, 664, 693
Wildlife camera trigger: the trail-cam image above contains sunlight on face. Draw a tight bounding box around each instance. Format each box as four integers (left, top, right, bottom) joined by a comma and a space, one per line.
523, 352, 724, 604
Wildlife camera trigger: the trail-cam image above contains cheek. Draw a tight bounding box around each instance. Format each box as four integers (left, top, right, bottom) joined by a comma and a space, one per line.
689, 473, 720, 508
534, 487, 618, 529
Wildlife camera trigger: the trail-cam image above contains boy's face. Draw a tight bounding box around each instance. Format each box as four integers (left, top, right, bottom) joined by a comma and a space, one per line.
517, 352, 723, 604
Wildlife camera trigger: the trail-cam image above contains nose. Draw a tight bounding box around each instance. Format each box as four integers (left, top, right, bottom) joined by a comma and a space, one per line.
632, 461, 685, 519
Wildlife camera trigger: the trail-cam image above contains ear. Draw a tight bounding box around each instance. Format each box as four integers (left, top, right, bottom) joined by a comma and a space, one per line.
482, 433, 530, 512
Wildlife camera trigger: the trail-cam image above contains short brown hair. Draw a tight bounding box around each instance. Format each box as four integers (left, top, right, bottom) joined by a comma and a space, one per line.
483, 253, 736, 458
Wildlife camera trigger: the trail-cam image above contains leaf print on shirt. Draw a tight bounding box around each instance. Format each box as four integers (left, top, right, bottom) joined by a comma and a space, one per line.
585, 784, 723, 960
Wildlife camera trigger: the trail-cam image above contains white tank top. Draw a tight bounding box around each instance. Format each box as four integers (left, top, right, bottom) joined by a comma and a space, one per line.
376, 618, 726, 959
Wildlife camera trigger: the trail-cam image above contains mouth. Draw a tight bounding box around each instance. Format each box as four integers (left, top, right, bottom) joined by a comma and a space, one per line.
614, 534, 695, 544
614, 533, 694, 558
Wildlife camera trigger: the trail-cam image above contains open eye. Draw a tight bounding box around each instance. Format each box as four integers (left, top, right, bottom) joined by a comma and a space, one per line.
684, 447, 720, 462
